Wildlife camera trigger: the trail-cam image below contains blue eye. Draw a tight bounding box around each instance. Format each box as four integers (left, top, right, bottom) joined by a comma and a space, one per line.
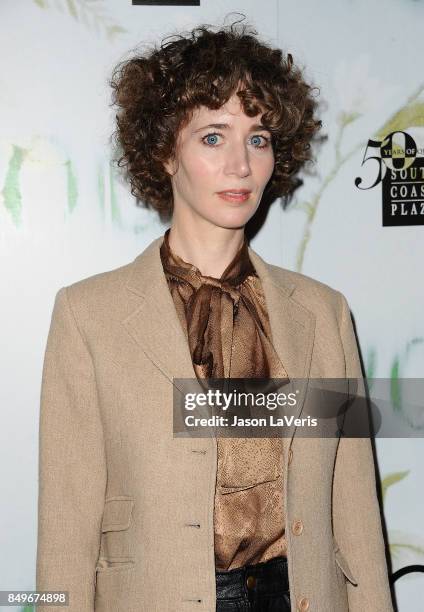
251, 135, 271, 148
204, 133, 219, 146
251, 135, 262, 146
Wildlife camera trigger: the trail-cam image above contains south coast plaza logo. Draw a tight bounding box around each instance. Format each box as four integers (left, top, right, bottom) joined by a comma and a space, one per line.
355, 130, 424, 226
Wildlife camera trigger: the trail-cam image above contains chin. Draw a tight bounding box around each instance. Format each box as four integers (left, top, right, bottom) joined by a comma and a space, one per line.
207, 211, 254, 230
204, 202, 257, 228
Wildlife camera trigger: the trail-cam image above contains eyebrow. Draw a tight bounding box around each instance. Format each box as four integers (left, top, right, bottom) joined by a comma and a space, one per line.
193, 122, 271, 134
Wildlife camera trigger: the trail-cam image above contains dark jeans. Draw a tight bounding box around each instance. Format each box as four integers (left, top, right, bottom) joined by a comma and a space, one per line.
215, 556, 291, 611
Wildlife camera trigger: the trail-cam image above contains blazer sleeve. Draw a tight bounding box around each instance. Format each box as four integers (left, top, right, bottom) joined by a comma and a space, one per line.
332, 291, 394, 612
36, 286, 107, 611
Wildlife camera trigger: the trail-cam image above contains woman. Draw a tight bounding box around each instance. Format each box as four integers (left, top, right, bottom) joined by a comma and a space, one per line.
36, 19, 394, 612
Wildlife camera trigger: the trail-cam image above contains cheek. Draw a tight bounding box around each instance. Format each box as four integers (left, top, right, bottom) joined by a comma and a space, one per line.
259, 154, 275, 182
183, 153, 217, 184
248, 148, 274, 182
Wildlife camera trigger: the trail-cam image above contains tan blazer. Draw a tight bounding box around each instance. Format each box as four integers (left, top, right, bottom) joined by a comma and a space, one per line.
36, 235, 394, 612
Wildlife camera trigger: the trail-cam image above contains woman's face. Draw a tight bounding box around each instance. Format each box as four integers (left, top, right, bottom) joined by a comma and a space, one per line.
164, 92, 275, 230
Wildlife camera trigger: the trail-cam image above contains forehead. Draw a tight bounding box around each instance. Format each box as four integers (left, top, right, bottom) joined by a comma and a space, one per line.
189, 93, 265, 126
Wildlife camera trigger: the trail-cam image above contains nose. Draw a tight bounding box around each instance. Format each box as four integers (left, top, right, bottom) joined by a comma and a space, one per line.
223, 142, 251, 177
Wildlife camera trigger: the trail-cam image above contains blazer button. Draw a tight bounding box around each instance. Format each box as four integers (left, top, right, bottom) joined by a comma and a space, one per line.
288, 448, 293, 465
292, 519, 304, 536
297, 596, 310, 611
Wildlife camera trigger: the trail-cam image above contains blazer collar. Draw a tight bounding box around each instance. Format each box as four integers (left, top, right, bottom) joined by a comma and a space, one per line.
121, 235, 316, 437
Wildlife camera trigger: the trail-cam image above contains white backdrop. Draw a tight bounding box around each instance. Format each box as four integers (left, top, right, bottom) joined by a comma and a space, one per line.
1, 1, 423, 610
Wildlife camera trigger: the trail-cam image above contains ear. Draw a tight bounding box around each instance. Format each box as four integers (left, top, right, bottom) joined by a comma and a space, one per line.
164, 154, 179, 177
163, 158, 175, 176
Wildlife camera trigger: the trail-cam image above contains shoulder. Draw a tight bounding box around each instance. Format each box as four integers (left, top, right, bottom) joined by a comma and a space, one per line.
52, 257, 136, 333
266, 262, 346, 321
66, 259, 133, 301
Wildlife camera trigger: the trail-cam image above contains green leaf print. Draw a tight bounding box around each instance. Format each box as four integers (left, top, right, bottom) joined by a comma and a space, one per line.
2, 145, 26, 227
381, 470, 410, 503
374, 101, 424, 142
65, 158, 78, 213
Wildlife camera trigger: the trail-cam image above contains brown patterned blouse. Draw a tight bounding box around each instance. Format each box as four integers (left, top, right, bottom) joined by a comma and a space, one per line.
160, 228, 289, 571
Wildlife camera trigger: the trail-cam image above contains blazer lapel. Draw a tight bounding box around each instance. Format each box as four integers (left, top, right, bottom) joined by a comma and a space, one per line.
247, 247, 316, 382
122, 234, 316, 444
247, 247, 316, 445
122, 236, 197, 392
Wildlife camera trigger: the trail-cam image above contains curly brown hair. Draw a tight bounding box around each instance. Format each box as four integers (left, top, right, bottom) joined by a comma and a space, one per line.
109, 15, 322, 222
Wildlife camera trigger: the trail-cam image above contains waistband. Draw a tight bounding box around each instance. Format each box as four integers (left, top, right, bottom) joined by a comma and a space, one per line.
215, 555, 289, 601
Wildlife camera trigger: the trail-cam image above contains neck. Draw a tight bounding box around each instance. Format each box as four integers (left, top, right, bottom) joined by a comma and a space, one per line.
167, 220, 246, 279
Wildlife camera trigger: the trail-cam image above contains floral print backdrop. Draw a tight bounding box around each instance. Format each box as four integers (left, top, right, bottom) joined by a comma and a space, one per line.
1, 1, 423, 609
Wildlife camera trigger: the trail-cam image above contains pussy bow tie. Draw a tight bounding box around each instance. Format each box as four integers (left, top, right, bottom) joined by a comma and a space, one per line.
160, 228, 289, 387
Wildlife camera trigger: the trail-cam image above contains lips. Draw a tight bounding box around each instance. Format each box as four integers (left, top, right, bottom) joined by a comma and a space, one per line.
218, 190, 251, 195
217, 190, 251, 202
